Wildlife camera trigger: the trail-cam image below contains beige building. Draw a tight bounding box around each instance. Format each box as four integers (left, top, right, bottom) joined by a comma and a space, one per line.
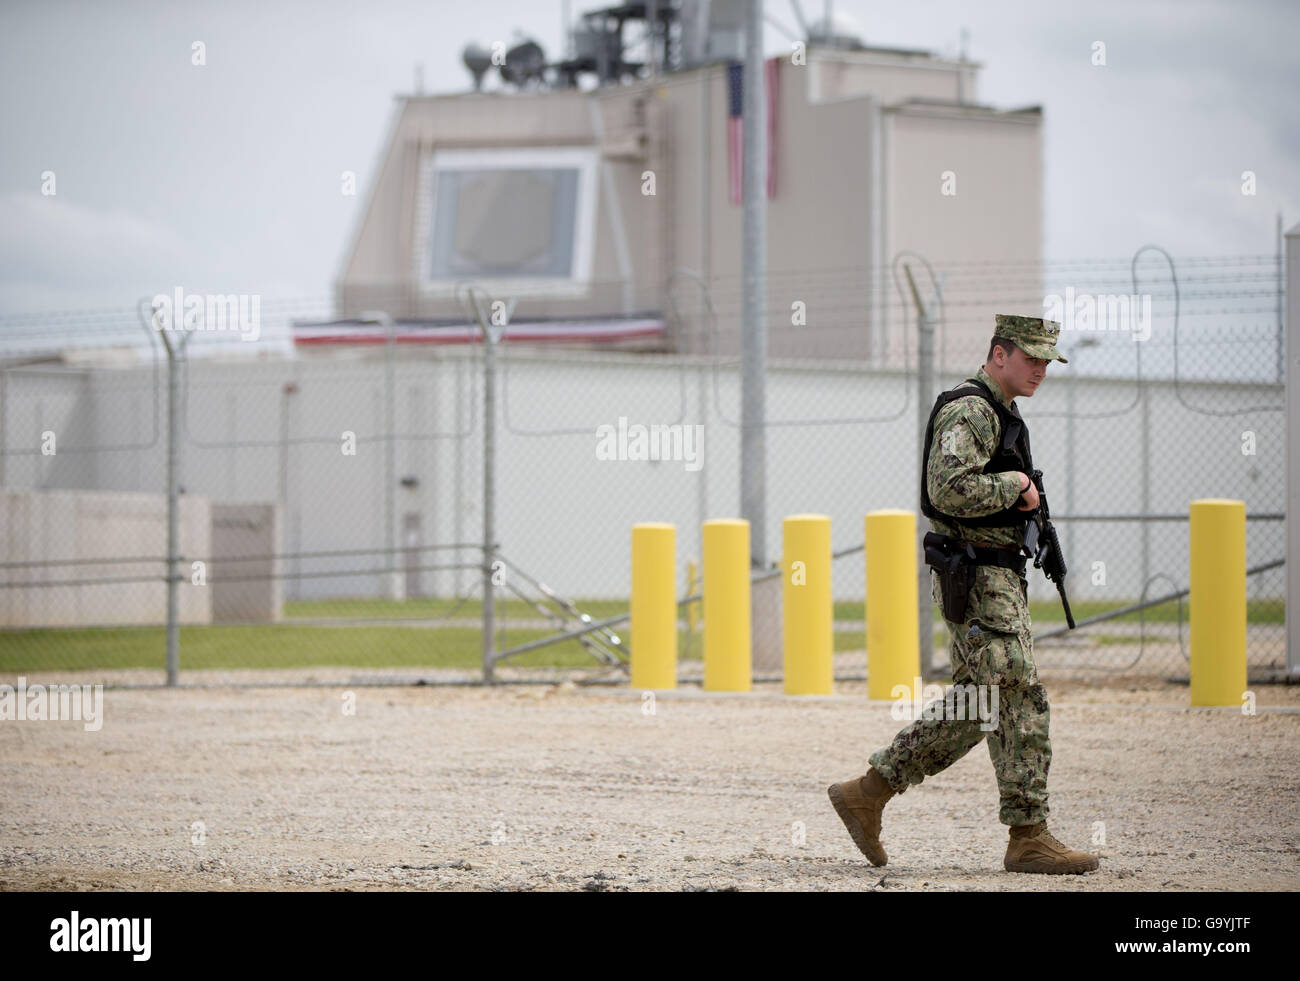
322, 40, 1043, 370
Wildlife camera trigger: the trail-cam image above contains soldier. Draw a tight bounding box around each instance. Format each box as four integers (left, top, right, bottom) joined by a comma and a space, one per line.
828, 315, 1100, 875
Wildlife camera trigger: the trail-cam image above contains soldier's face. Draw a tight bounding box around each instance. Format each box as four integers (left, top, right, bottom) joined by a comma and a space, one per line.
1002, 345, 1050, 397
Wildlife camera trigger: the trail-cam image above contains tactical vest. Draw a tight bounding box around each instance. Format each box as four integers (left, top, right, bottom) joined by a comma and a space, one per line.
919, 376, 1033, 528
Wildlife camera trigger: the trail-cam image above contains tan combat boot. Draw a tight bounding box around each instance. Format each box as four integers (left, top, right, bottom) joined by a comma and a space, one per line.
1004, 821, 1100, 874
827, 767, 896, 866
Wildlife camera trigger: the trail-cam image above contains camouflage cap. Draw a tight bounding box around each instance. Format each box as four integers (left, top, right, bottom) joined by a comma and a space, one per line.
993, 314, 1068, 364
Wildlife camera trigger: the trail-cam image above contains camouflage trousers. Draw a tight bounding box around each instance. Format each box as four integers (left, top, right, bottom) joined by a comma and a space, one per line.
868, 566, 1052, 827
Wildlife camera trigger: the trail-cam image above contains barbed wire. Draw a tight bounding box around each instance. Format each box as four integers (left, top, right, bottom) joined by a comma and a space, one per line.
0, 253, 1283, 458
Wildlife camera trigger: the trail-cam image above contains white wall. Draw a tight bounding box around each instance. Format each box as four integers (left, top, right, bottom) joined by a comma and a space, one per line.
1, 350, 1284, 611
0, 488, 211, 627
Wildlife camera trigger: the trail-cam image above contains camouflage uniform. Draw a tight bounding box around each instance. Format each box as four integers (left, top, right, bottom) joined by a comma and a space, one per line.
869, 317, 1068, 827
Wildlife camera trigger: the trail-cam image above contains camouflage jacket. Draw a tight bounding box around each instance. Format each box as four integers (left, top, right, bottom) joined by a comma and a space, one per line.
926, 366, 1034, 634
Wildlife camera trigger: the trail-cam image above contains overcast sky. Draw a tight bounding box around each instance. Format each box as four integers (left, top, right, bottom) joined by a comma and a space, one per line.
1, 0, 1296, 314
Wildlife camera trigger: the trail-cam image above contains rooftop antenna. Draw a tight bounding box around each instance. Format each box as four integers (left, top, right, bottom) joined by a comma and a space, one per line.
499, 31, 547, 89
957, 27, 969, 103
413, 62, 425, 95
462, 43, 492, 91
788, 0, 809, 38
647, 0, 659, 78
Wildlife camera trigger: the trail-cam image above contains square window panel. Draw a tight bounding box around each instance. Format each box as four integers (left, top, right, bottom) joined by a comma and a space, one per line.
417, 148, 597, 294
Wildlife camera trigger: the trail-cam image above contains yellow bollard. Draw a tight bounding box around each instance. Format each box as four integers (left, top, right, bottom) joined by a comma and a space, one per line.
1189, 499, 1247, 707
702, 519, 751, 691
865, 510, 920, 701
782, 514, 833, 694
631, 523, 676, 690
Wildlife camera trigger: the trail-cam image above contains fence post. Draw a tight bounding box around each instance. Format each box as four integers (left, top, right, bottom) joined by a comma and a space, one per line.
467, 292, 499, 684
1286, 222, 1300, 677
158, 325, 183, 687
904, 263, 938, 680
385, 313, 401, 601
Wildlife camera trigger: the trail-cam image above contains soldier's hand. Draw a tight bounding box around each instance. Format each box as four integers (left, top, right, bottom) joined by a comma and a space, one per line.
1015, 472, 1040, 510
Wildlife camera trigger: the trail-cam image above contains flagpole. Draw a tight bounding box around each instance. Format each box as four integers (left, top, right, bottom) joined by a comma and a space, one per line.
741, 0, 768, 571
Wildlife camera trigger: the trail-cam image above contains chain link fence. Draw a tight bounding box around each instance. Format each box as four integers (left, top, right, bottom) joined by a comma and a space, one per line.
0, 252, 1287, 686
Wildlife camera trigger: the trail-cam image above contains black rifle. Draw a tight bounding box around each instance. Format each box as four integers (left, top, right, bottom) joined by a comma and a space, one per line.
1020, 469, 1076, 628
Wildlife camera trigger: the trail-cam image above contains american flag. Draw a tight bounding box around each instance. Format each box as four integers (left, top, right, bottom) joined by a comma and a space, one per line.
727, 57, 779, 205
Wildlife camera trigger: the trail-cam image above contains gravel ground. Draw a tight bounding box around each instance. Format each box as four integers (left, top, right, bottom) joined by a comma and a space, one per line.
2, 676, 1298, 892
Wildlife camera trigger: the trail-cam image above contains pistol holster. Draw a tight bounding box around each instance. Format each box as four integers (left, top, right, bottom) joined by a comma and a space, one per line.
923, 531, 978, 624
